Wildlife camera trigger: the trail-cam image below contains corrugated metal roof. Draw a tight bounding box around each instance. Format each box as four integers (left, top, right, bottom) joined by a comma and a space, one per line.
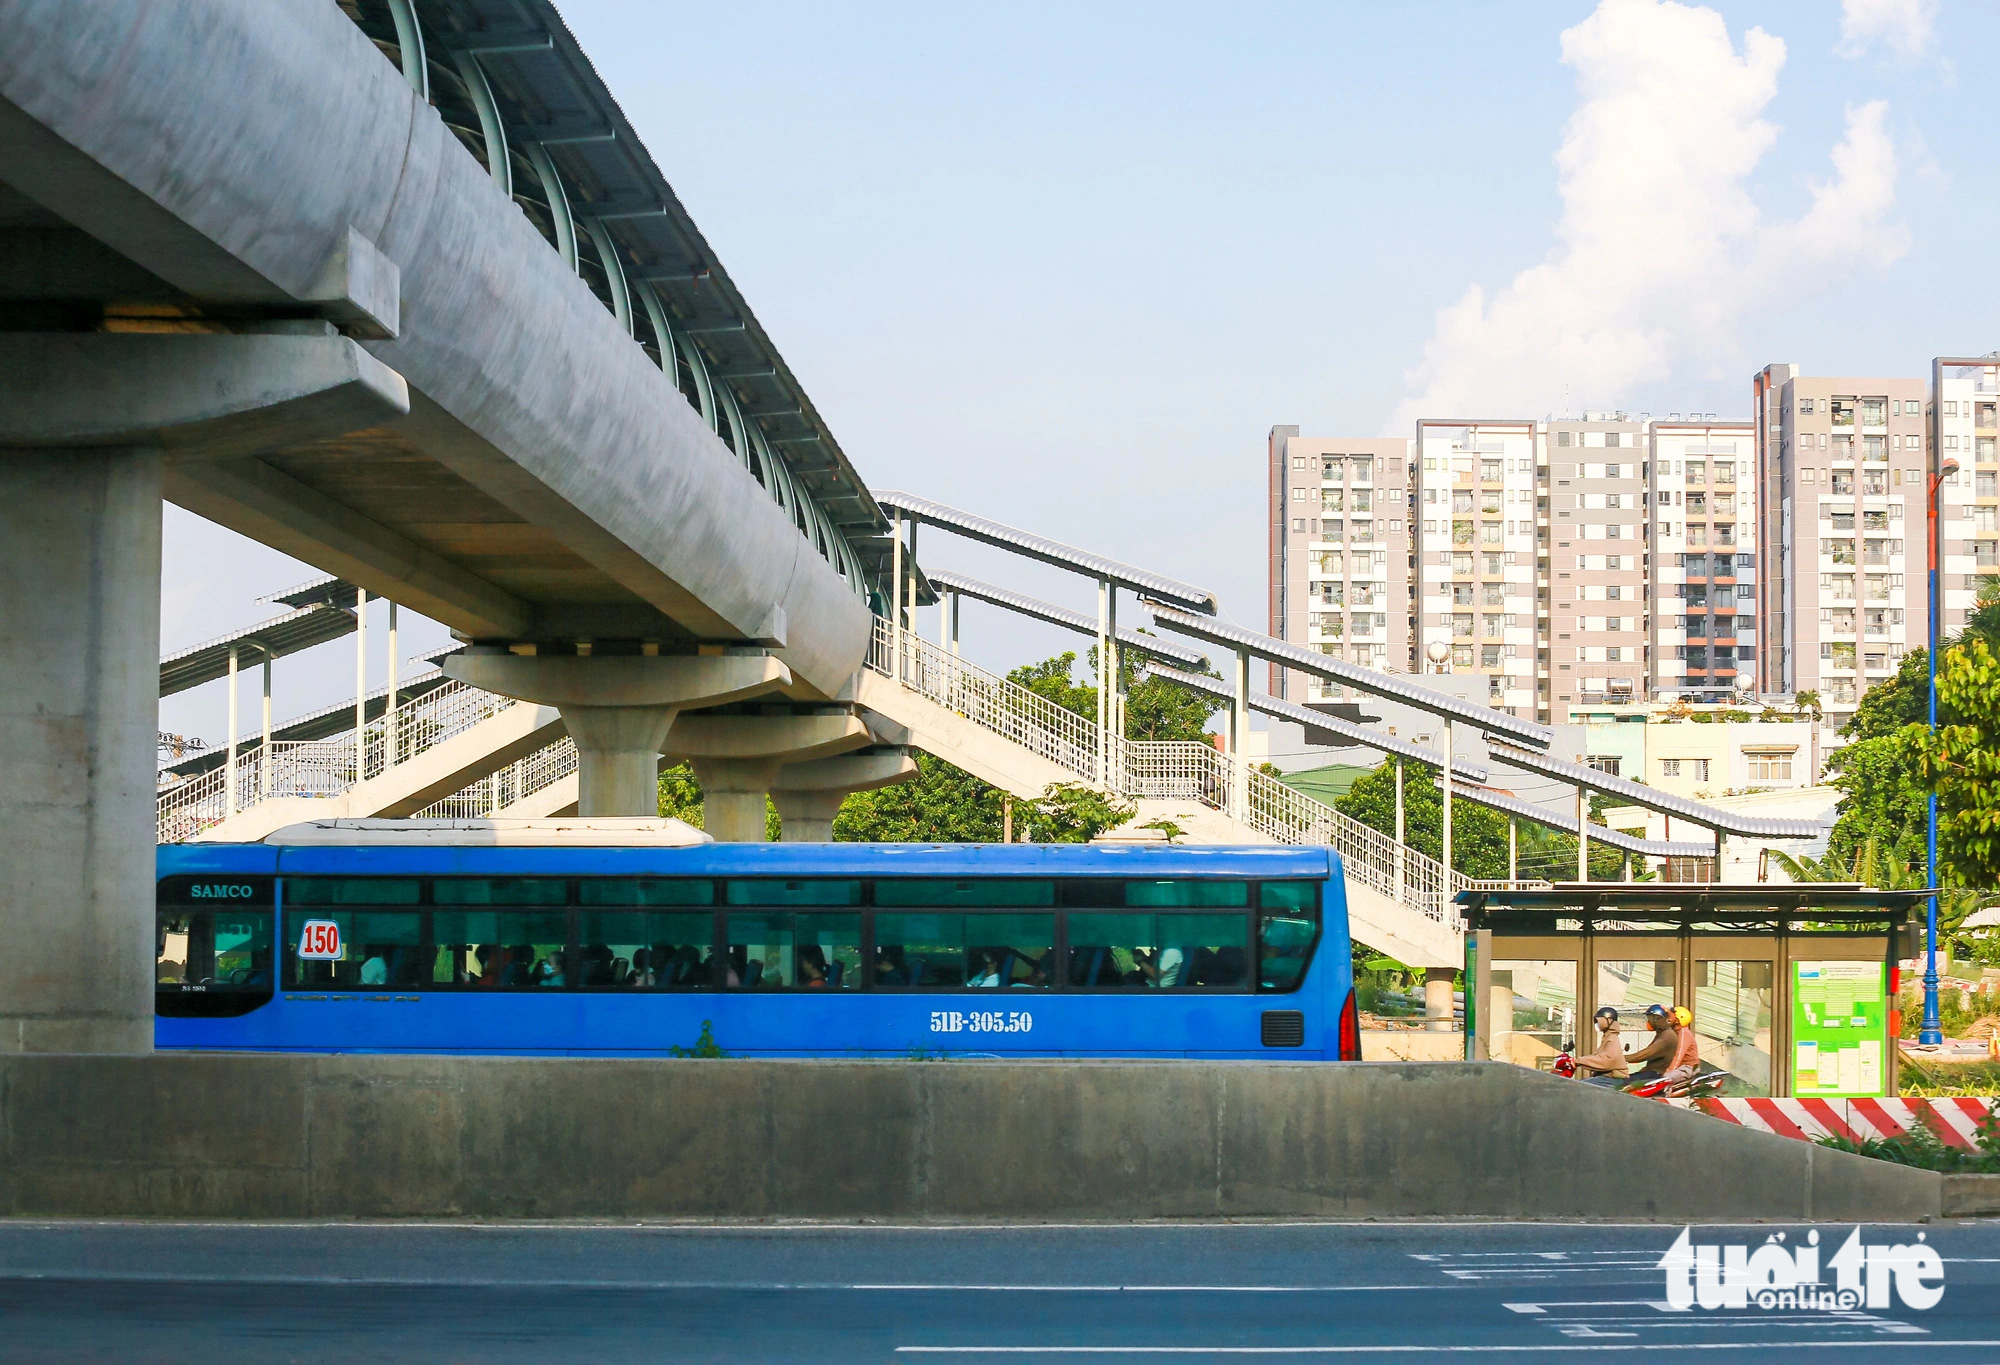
361, 1, 889, 560
262, 575, 360, 610
159, 605, 357, 698
1142, 663, 1490, 781
1439, 780, 1714, 857
929, 571, 1209, 669
1142, 603, 1556, 750
874, 492, 1219, 614
160, 656, 462, 777
1485, 739, 1830, 838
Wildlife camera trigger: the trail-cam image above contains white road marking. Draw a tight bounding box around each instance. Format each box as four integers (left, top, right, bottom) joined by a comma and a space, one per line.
895, 1342, 2000, 1355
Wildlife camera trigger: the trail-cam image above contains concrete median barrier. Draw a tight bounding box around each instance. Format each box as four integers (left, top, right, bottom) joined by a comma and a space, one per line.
0, 1056, 1939, 1222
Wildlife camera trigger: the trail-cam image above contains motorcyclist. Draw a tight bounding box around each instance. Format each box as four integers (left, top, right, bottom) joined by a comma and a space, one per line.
1624, 1002, 1704, 1089
1571, 1006, 1629, 1083
1623, 1003, 1682, 1080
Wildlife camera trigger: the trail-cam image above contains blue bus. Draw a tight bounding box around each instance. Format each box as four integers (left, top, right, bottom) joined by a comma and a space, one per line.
155, 827, 1358, 1059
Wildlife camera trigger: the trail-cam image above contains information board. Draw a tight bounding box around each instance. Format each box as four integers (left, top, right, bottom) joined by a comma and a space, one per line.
1791, 961, 1887, 1098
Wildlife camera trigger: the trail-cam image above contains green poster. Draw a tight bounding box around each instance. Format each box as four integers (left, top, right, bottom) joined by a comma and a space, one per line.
1791, 961, 1887, 1098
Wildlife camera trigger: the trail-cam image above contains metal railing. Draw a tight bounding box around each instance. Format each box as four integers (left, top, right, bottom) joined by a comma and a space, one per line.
867, 618, 1466, 936
871, 618, 1100, 782
414, 738, 580, 819
156, 675, 519, 842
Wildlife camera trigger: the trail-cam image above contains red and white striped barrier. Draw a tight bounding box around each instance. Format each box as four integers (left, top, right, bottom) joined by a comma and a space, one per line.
1669, 1096, 1996, 1148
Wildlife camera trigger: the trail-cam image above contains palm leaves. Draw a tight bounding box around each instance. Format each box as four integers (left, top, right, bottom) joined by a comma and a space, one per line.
1770, 838, 2000, 948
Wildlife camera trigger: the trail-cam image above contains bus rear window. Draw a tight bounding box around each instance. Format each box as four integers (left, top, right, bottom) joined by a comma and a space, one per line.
1257, 882, 1321, 992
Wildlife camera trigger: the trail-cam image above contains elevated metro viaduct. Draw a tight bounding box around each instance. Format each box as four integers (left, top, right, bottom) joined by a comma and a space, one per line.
0, 0, 927, 1052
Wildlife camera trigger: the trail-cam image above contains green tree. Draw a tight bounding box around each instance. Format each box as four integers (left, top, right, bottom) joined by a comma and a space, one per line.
1009, 651, 1097, 719
1332, 757, 1627, 880
1824, 730, 1929, 870
832, 751, 1003, 842
1016, 782, 1136, 843
1840, 647, 1932, 742
1915, 637, 2000, 887
1007, 646, 1220, 742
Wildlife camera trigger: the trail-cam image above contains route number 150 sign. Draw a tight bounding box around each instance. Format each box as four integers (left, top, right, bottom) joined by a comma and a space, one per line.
297, 920, 344, 961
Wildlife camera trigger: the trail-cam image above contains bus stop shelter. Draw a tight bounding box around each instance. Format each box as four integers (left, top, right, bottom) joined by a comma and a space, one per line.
1455, 884, 1932, 1099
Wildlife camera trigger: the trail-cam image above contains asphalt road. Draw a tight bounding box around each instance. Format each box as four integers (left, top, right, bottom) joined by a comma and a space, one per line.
3, 1218, 2000, 1362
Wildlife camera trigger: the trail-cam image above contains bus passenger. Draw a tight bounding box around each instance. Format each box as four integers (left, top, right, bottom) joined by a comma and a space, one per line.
533, 951, 567, 988
873, 947, 907, 987
359, 947, 388, 985
797, 946, 829, 988
967, 949, 1002, 988
1134, 946, 1185, 988
628, 948, 655, 987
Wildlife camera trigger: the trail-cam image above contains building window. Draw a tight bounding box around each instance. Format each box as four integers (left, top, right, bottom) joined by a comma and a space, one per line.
1746, 755, 1793, 782
1586, 755, 1621, 776
1660, 759, 1680, 777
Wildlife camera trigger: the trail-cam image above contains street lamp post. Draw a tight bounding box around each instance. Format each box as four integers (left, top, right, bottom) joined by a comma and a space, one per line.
1921, 454, 1958, 1046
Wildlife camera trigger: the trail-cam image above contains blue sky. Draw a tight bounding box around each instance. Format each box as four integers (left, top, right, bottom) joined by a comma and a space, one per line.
160, 0, 1998, 742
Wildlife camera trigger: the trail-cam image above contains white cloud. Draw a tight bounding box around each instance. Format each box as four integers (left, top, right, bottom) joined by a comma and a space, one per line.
1387, 0, 1905, 432
1837, 0, 1937, 62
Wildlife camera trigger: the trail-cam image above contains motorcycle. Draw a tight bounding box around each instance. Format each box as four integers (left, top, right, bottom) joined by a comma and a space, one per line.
1622, 1066, 1731, 1101
1550, 1041, 1728, 1097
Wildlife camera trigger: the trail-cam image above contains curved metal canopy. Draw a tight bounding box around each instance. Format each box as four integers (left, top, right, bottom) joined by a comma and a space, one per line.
929, 571, 1209, 670
1142, 662, 1491, 782
1441, 780, 1714, 857
159, 604, 357, 698
1485, 739, 1829, 839
1143, 602, 1555, 751
874, 492, 1218, 615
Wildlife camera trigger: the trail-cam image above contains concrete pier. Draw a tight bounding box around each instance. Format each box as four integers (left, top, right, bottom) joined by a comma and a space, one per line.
0, 450, 161, 1053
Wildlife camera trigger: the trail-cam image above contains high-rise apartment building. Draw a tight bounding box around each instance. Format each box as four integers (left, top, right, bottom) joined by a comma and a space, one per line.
1649, 420, 1757, 703
1750, 364, 1985, 729
1267, 429, 1413, 701
1413, 419, 1539, 714
1541, 416, 1652, 716
1268, 360, 1993, 737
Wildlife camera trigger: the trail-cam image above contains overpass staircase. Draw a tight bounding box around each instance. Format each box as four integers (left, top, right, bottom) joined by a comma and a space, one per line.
157, 622, 1468, 966
856, 622, 1466, 966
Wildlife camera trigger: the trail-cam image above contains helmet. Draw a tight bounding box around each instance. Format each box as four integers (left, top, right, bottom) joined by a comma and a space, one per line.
1594, 1006, 1620, 1023
1644, 1003, 1670, 1021
1673, 1006, 1693, 1028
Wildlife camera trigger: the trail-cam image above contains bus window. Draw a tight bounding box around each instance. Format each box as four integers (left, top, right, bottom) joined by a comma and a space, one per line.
873, 913, 1053, 989
156, 906, 274, 1015
724, 880, 861, 907
1257, 882, 1321, 992
875, 880, 1055, 907
285, 878, 421, 906
725, 912, 861, 989
287, 909, 422, 989
872, 914, 964, 988
578, 910, 715, 988
1124, 881, 1249, 908
578, 879, 714, 907
1066, 913, 1247, 989
432, 879, 567, 906
965, 915, 1055, 988
431, 910, 569, 988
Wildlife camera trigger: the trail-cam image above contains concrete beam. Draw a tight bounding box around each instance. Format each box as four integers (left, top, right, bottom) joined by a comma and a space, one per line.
165, 456, 533, 639
0, 332, 408, 459
0, 0, 874, 693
